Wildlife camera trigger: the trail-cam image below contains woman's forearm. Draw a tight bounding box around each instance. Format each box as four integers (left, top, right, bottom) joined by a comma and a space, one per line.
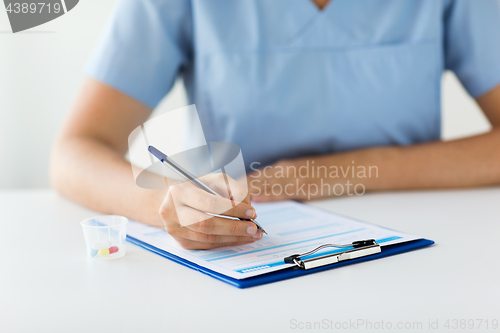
334, 128, 500, 191
249, 127, 500, 202
50, 135, 165, 227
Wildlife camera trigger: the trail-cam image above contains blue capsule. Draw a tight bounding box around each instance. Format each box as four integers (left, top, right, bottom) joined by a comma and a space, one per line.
89, 248, 98, 257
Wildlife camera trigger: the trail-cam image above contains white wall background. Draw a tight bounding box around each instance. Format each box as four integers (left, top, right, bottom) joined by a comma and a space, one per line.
0, 0, 492, 189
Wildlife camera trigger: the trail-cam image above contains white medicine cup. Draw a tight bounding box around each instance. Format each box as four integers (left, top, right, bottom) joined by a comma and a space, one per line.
81, 215, 128, 259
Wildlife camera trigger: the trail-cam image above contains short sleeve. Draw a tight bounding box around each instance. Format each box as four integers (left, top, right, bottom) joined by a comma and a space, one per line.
444, 0, 500, 97
84, 0, 192, 108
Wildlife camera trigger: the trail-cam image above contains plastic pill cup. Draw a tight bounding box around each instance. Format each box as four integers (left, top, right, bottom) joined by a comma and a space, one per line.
81, 215, 128, 259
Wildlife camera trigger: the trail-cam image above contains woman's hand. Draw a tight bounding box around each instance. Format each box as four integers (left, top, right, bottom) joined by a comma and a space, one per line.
159, 173, 263, 250
247, 155, 376, 202
248, 158, 330, 202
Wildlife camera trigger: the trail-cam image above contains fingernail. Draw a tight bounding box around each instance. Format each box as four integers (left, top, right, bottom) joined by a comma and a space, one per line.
246, 209, 255, 218
247, 226, 256, 235
253, 231, 262, 239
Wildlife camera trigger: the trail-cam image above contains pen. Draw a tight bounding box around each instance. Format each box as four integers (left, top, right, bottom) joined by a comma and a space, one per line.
148, 145, 267, 234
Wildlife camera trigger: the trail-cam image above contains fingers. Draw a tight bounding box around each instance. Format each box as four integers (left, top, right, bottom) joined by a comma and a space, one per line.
178, 227, 262, 244
168, 226, 263, 249
176, 238, 259, 250
203, 173, 251, 204
159, 173, 263, 250
173, 183, 256, 220
180, 207, 260, 236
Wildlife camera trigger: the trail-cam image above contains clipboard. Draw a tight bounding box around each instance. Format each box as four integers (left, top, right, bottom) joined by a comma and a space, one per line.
126, 234, 434, 289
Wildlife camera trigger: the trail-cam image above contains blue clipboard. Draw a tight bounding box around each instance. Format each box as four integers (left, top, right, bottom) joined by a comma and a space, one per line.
126, 235, 434, 289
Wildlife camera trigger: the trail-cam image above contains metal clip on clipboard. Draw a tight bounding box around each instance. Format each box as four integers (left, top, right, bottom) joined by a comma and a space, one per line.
283, 239, 381, 270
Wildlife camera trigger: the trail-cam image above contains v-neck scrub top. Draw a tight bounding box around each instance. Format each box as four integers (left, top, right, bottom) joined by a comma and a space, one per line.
86, 0, 500, 170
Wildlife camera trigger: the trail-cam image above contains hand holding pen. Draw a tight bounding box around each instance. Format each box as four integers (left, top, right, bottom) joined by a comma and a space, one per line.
150, 145, 265, 250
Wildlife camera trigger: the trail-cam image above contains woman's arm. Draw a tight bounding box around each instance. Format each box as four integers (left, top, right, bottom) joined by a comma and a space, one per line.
249, 84, 500, 202
50, 78, 165, 224
51, 78, 261, 249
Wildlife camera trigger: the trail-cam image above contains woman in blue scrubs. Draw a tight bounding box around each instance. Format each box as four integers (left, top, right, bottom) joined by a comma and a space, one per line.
51, 0, 500, 249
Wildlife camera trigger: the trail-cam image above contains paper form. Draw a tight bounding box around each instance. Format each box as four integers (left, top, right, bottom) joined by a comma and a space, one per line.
127, 201, 421, 279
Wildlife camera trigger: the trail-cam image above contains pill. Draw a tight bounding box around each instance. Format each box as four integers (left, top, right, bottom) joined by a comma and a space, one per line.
109, 246, 119, 254
89, 248, 98, 257
98, 249, 110, 256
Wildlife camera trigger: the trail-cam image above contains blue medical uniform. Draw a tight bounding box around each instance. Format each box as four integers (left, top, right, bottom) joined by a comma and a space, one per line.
86, 0, 500, 170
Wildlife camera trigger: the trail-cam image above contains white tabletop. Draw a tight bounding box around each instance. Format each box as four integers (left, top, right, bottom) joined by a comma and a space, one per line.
1, 188, 499, 333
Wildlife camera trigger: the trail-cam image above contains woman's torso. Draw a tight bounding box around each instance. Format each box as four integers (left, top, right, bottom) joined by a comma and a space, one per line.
184, 0, 446, 169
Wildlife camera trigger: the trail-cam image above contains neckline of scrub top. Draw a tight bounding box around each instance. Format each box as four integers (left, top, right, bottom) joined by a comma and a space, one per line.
308, 0, 333, 11
302, 0, 335, 14
286, 0, 336, 45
